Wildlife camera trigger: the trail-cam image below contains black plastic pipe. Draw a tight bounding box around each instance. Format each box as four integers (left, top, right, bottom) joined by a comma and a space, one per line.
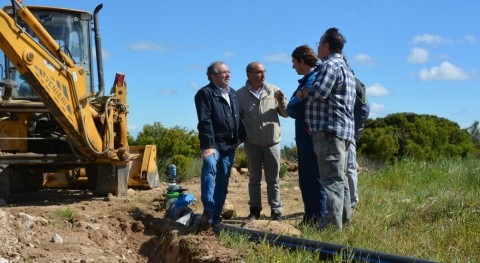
215, 223, 440, 263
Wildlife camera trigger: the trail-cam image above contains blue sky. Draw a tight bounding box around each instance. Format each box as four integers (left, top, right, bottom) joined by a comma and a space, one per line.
19, 1, 480, 147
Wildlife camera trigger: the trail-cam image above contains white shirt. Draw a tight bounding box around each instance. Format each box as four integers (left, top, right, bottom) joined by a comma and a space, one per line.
217, 86, 231, 107
249, 86, 264, 99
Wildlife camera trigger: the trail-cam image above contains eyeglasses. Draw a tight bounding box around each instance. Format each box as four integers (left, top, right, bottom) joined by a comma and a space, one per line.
250, 70, 266, 75
215, 70, 230, 75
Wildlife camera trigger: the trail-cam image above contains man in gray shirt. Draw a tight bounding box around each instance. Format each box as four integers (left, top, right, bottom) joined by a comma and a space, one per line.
237, 61, 289, 221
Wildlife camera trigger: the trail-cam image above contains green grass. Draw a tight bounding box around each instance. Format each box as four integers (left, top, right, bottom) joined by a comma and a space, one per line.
54, 207, 76, 220
218, 157, 480, 262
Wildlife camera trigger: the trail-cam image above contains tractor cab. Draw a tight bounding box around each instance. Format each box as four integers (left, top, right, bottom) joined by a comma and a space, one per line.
1, 5, 94, 100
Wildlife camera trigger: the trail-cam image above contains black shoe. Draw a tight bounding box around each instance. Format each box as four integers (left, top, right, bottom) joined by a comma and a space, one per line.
196, 212, 213, 231
271, 210, 282, 221
210, 219, 223, 232
247, 207, 261, 221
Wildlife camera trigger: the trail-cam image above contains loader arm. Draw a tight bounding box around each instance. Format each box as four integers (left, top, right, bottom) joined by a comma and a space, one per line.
0, 1, 159, 200
0, 1, 124, 162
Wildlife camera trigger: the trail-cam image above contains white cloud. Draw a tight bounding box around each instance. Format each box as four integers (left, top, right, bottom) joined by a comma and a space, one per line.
407, 47, 429, 64
367, 83, 390, 96
418, 61, 472, 81
369, 103, 386, 118
352, 53, 375, 66
462, 35, 476, 43
411, 34, 452, 45
129, 41, 169, 52
264, 52, 290, 63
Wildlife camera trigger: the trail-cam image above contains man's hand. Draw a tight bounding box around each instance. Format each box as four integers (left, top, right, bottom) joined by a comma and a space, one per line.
297, 88, 308, 100
201, 148, 216, 160
274, 90, 285, 102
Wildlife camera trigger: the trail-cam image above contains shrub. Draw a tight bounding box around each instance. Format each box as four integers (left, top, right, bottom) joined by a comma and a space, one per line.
234, 146, 248, 170
279, 164, 288, 179
166, 155, 202, 183
358, 113, 476, 163
281, 144, 298, 163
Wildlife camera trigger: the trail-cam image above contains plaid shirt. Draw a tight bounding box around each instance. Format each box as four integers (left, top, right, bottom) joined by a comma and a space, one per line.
305, 53, 356, 143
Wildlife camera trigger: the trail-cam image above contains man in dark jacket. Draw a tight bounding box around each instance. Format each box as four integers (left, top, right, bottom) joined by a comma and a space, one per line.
194, 61, 243, 228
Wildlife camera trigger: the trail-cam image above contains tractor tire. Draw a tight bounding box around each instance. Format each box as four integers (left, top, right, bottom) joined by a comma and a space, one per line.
23, 172, 44, 192
0, 164, 10, 201
9, 167, 44, 194
86, 164, 128, 198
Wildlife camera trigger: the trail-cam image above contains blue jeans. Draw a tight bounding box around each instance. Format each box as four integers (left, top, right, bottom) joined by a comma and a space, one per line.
311, 131, 351, 230
200, 149, 235, 222
296, 129, 327, 222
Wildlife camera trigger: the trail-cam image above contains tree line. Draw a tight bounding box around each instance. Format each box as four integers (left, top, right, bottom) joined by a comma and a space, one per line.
358, 113, 479, 163
130, 113, 480, 180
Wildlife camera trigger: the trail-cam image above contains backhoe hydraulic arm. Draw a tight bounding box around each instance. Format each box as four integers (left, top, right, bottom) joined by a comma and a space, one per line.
0, 1, 127, 162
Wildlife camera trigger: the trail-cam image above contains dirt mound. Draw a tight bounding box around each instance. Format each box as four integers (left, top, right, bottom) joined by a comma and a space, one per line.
0, 169, 304, 262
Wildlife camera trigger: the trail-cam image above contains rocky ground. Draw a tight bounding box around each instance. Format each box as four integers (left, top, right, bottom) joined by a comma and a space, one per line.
0, 166, 306, 263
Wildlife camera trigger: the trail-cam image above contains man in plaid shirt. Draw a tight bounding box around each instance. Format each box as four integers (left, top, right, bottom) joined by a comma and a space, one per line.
299, 27, 356, 230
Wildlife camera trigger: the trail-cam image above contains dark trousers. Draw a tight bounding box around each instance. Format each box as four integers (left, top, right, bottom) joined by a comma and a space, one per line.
296, 129, 327, 222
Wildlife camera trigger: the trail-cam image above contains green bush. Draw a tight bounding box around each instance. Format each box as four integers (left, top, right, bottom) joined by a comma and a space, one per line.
281, 144, 298, 163
132, 122, 202, 183
184, 157, 203, 182
234, 146, 248, 170
163, 155, 202, 183
279, 164, 288, 179
170, 154, 192, 181
130, 117, 480, 183
358, 113, 476, 163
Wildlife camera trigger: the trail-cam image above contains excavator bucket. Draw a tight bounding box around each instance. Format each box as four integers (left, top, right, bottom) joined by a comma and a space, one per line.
43, 145, 160, 190
128, 145, 160, 189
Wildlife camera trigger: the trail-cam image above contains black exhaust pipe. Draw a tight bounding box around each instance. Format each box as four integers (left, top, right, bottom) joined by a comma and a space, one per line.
93, 4, 104, 97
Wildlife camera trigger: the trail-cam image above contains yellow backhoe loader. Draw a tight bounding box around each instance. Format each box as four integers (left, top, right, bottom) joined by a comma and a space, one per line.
0, 1, 159, 201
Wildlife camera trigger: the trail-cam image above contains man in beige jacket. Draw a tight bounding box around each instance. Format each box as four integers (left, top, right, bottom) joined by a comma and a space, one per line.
237, 62, 289, 221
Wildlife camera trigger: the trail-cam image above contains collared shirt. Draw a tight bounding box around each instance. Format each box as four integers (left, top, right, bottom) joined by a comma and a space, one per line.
194, 82, 242, 152
305, 53, 356, 143
248, 85, 265, 99
237, 82, 288, 146
216, 85, 231, 107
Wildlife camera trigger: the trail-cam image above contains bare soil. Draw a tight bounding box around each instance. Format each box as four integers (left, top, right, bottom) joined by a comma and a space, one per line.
0, 166, 305, 263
